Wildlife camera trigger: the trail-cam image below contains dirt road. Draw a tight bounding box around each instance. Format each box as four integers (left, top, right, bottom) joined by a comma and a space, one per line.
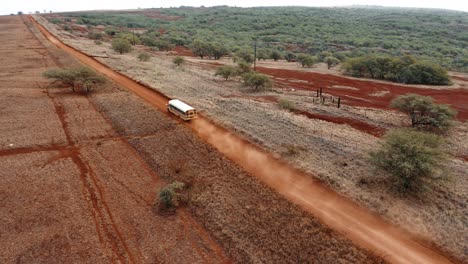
29, 15, 455, 264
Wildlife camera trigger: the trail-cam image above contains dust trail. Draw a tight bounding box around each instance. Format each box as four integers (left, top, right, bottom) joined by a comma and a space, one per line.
30, 15, 454, 264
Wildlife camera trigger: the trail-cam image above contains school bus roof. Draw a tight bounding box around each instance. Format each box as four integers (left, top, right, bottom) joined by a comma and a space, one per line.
168, 99, 195, 113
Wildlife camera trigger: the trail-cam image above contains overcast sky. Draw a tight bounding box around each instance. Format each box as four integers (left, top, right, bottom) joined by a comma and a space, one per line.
2, 0, 467, 15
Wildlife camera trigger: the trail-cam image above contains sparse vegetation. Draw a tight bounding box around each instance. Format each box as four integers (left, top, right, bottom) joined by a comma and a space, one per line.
391, 94, 456, 131
243, 72, 272, 91
369, 129, 447, 193
137, 52, 151, 62
43, 67, 105, 93
173, 56, 185, 66
111, 38, 132, 54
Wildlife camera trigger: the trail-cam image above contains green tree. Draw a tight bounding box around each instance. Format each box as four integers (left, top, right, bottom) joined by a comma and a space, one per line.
236, 49, 254, 64
324, 56, 340, 69
43, 67, 105, 93
190, 39, 210, 59
209, 43, 229, 60
111, 38, 132, 54
236, 61, 252, 75
369, 129, 446, 192
243, 72, 272, 91
391, 94, 456, 131
271, 50, 282, 61
285, 53, 297, 62
296, 54, 316, 68
173, 56, 185, 66
215, 65, 237, 80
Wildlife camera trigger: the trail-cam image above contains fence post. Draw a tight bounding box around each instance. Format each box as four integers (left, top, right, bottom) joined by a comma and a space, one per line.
319, 87, 323, 97
316, 89, 319, 97
337, 97, 341, 108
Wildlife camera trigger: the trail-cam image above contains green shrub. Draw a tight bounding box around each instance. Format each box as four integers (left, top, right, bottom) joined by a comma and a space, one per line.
138, 53, 151, 61
236, 61, 252, 75
369, 129, 447, 193
324, 56, 340, 69
391, 94, 456, 131
43, 67, 105, 93
111, 38, 132, 54
215, 65, 237, 80
243, 72, 272, 91
88, 31, 103, 40
173, 56, 185, 66
158, 181, 186, 208
94, 40, 103, 45
278, 99, 295, 111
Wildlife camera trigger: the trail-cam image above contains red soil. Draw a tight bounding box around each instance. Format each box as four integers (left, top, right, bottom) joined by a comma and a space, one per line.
257, 67, 468, 121
294, 110, 386, 137
171, 46, 194, 56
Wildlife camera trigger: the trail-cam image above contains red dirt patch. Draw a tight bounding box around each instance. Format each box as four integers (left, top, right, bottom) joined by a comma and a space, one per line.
294, 110, 385, 137
171, 46, 193, 56
257, 67, 468, 121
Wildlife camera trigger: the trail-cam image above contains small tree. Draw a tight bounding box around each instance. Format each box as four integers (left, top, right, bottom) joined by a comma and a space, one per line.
215, 65, 237, 80
236, 49, 254, 64
391, 94, 456, 131
243, 72, 272, 91
271, 50, 282, 61
236, 61, 252, 75
173, 56, 185, 66
138, 53, 151, 62
324, 56, 340, 69
369, 129, 446, 193
111, 38, 132, 54
296, 54, 316, 68
17, 11, 23, 15
158, 181, 186, 208
43, 67, 105, 93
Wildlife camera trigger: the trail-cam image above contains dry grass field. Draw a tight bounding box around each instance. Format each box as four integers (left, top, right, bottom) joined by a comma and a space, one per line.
33, 14, 468, 261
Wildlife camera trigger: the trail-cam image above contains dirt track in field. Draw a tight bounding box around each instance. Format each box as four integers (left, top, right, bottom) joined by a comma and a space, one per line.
29, 15, 456, 264
257, 67, 468, 121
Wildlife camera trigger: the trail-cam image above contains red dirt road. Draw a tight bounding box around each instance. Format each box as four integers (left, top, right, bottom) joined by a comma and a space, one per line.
258, 67, 468, 121
30, 16, 455, 263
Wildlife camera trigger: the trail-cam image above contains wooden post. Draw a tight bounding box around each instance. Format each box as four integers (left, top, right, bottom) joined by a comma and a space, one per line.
337, 97, 341, 108
316, 89, 319, 97
319, 87, 323, 97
